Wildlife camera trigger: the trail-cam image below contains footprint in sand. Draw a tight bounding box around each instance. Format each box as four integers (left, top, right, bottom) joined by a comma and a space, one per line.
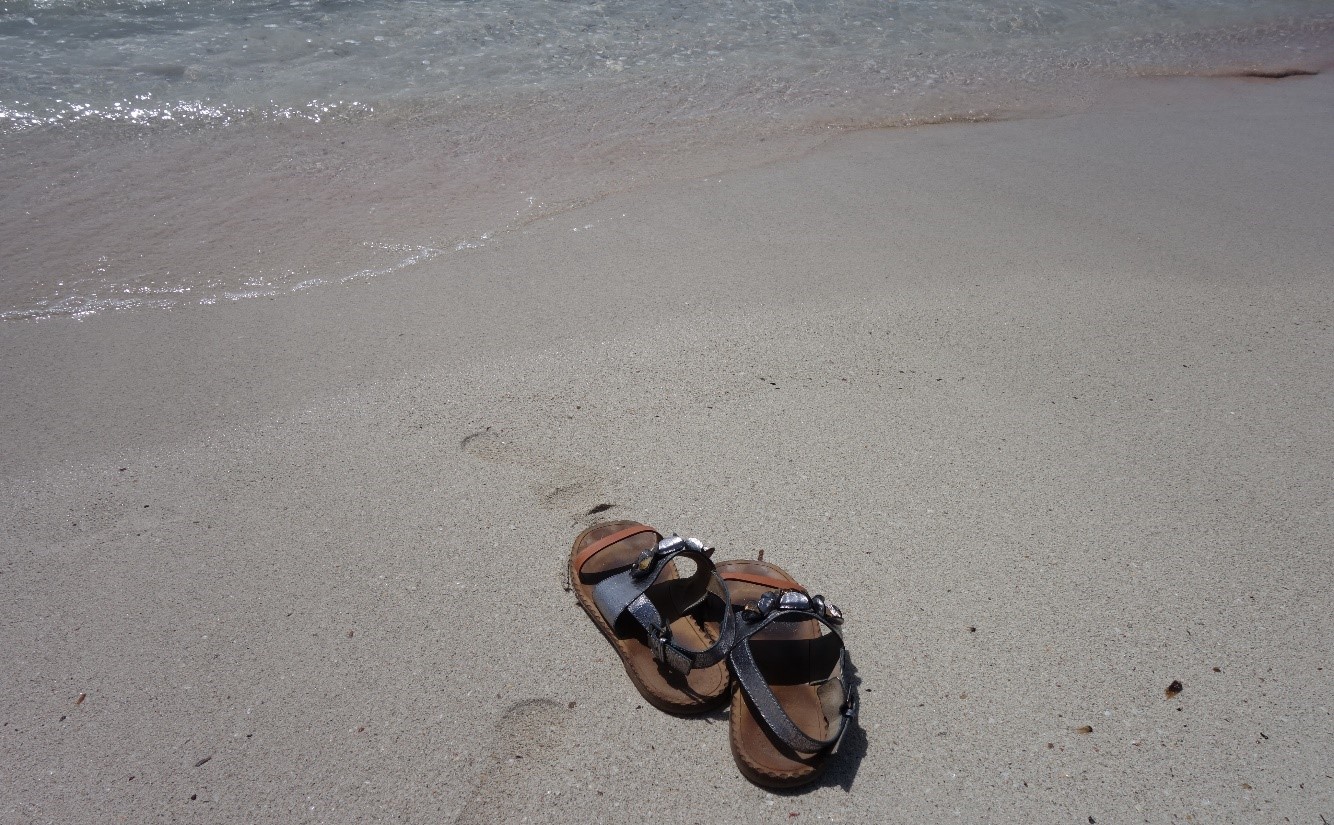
458, 427, 531, 467
460, 427, 623, 592
459, 427, 610, 518
453, 699, 571, 825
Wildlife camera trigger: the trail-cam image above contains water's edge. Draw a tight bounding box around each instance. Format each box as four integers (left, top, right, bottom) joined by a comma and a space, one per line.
2, 11, 1330, 321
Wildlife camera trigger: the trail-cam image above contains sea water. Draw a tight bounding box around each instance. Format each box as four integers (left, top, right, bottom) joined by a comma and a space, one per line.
1, 0, 1329, 319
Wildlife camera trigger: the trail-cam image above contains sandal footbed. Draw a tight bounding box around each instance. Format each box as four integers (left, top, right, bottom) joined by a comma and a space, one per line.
570, 521, 730, 715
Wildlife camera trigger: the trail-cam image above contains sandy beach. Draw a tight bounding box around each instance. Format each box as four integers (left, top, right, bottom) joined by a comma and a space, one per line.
2, 70, 1331, 823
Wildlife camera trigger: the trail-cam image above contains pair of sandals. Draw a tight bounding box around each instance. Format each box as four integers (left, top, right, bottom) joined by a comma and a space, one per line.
570, 520, 858, 789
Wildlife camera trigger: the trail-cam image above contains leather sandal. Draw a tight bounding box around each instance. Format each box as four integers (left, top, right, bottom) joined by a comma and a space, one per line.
717, 560, 858, 788
570, 521, 737, 715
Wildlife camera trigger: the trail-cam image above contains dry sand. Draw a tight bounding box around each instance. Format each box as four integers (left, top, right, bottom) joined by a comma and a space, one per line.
1, 72, 1331, 823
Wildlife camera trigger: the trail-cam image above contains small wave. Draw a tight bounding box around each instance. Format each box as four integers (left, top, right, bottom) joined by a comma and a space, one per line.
0, 241, 452, 321
337, 244, 447, 284
0, 93, 372, 133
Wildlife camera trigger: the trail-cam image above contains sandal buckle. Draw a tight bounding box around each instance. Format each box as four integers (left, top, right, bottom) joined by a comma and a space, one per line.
647, 624, 672, 663
830, 693, 858, 755
843, 691, 860, 719
648, 624, 693, 674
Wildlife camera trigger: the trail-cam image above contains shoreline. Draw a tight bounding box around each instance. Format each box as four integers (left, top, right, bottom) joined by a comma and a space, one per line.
2, 17, 1331, 321
2, 71, 1332, 822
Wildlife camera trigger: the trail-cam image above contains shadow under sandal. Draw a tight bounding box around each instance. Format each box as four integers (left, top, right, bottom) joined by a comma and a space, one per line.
718, 560, 858, 789
570, 521, 737, 715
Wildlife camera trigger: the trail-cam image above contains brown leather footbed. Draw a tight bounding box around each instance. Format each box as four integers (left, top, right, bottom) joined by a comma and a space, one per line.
570, 521, 730, 715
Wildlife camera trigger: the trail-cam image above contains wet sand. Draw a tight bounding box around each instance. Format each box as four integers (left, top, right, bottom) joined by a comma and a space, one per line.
1, 72, 1331, 823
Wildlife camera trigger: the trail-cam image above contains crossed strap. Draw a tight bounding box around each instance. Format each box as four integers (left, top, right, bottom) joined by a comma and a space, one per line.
729, 589, 859, 755
579, 526, 737, 675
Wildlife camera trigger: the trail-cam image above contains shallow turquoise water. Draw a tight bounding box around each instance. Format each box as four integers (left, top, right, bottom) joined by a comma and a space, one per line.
1, 0, 1330, 319
3, 0, 1329, 131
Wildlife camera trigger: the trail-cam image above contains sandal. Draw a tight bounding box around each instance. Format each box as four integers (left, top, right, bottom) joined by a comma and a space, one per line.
717, 560, 858, 788
570, 521, 737, 715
